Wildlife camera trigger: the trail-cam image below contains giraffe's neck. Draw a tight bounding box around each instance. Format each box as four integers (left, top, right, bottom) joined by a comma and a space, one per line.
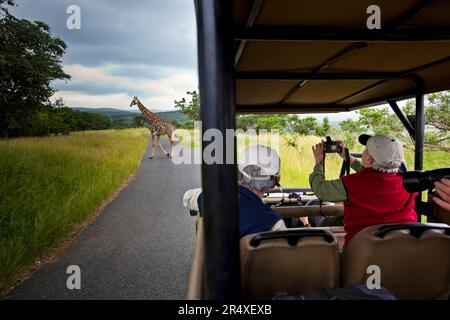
136, 100, 158, 124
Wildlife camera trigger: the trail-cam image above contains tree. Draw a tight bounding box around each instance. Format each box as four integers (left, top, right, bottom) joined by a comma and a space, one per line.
315, 117, 330, 136
112, 118, 127, 129
284, 132, 300, 149
236, 114, 289, 133
291, 117, 318, 135
254, 115, 288, 132
357, 108, 403, 136
174, 91, 200, 122
426, 92, 450, 135
132, 114, 146, 128
403, 91, 450, 149
236, 115, 259, 130
0, 0, 15, 15
339, 118, 364, 149
0, 4, 70, 137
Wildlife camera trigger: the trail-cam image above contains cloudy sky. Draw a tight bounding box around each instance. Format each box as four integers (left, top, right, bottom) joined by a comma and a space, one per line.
11, 0, 198, 111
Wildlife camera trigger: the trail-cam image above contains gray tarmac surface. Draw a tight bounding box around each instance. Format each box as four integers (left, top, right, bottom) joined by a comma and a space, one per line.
6, 139, 200, 299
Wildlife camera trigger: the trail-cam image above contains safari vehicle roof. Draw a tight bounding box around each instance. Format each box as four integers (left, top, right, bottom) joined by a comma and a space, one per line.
233, 0, 450, 114
193, 0, 450, 300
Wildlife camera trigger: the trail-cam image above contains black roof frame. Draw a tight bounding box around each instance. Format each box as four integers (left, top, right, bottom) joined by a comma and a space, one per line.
194, 0, 443, 300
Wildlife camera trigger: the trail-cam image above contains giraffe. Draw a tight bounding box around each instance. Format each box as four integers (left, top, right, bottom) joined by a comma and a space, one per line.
130, 96, 178, 159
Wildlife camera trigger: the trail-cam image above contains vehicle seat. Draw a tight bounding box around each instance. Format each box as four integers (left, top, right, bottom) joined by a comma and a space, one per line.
240, 228, 340, 300
341, 223, 450, 300
428, 192, 450, 225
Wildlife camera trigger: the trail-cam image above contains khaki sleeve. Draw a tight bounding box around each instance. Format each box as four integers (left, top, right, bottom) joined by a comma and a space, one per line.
309, 163, 347, 202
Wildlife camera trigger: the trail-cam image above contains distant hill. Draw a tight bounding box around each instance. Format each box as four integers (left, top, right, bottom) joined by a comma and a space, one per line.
72, 107, 189, 125
72, 107, 353, 128
298, 112, 359, 127
156, 110, 189, 123
73, 107, 140, 116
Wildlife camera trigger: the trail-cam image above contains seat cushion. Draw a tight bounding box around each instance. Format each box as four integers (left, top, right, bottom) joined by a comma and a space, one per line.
240, 229, 340, 299
341, 223, 450, 300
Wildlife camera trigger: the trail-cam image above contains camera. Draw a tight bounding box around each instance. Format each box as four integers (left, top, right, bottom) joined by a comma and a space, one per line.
324, 136, 343, 153
402, 168, 450, 192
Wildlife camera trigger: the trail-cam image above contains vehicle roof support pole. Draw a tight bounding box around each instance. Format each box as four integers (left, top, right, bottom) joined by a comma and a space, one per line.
415, 92, 425, 222
195, 0, 241, 300
388, 100, 415, 141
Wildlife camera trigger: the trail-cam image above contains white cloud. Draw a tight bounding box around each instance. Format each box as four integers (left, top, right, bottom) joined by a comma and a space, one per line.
52, 91, 133, 109
63, 64, 134, 85
53, 64, 198, 110
138, 73, 199, 109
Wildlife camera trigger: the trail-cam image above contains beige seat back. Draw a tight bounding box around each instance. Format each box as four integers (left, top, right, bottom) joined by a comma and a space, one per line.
240, 229, 340, 300
341, 223, 450, 300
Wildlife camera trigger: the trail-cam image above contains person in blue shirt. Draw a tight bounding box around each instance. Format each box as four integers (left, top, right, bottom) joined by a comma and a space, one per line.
183, 145, 292, 238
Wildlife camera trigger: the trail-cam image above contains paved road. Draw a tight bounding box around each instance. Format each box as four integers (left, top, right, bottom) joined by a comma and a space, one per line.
6, 139, 200, 299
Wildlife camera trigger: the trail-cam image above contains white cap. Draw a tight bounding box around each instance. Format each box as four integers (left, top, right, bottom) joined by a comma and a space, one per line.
359, 134, 404, 170
238, 145, 280, 179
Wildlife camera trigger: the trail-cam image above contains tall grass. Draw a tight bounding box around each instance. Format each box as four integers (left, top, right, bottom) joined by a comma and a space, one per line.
180, 131, 449, 187
279, 135, 449, 187
0, 129, 149, 292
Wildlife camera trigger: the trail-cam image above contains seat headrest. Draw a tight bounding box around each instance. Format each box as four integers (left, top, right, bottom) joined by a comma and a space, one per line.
240, 228, 340, 299
342, 223, 450, 300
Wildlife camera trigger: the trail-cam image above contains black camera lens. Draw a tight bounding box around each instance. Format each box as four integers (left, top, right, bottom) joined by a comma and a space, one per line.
402, 168, 450, 192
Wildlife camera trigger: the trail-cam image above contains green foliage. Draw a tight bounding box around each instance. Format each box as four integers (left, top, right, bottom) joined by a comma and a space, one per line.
75, 110, 111, 131
427, 92, 450, 133
1, 98, 112, 136
236, 114, 290, 132
72, 109, 188, 131
336, 92, 450, 149
111, 118, 128, 129
337, 107, 404, 148
236, 114, 330, 137
172, 120, 194, 130
0, 0, 15, 7
0, 129, 149, 293
0, 7, 70, 137
338, 118, 364, 149
357, 108, 403, 135
131, 114, 146, 128
254, 115, 288, 132
0, 0, 15, 15
315, 117, 330, 136
236, 114, 258, 130
174, 91, 200, 121
292, 117, 318, 135
156, 110, 189, 123
404, 91, 450, 148
284, 133, 299, 149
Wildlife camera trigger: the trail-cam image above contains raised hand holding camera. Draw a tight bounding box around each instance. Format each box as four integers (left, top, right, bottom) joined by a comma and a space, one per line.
312, 141, 325, 163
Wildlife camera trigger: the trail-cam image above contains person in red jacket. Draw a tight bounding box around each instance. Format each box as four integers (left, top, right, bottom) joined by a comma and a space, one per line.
309, 134, 418, 245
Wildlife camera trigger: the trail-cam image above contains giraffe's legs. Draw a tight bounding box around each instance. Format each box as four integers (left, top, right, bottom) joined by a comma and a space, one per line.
157, 135, 169, 157
150, 133, 156, 159
167, 133, 173, 159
